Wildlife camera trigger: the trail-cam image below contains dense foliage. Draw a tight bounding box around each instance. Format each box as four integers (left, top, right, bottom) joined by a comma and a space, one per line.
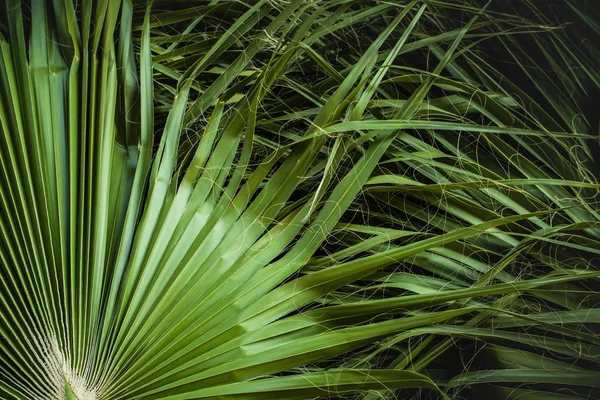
0, 0, 599, 398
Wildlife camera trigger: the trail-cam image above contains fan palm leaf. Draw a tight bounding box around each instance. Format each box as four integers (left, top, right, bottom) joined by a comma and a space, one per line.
0, 0, 599, 399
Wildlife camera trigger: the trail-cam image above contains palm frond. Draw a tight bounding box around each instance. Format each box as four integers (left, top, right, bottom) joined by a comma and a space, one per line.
0, 0, 599, 399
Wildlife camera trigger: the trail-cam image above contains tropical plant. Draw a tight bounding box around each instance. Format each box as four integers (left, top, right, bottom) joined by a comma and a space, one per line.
0, 0, 599, 399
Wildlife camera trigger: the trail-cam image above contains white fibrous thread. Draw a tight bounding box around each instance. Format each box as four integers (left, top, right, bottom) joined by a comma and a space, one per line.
38, 335, 98, 400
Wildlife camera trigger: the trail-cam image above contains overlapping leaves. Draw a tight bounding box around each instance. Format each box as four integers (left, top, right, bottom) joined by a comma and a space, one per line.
0, 0, 599, 399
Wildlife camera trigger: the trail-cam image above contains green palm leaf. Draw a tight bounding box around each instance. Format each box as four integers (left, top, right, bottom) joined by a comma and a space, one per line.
0, 0, 599, 399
